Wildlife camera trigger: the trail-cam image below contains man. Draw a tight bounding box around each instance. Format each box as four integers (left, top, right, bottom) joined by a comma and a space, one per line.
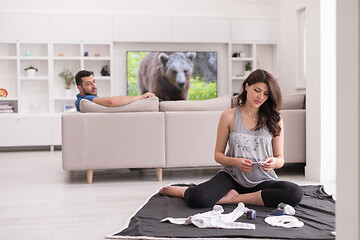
75, 70, 156, 111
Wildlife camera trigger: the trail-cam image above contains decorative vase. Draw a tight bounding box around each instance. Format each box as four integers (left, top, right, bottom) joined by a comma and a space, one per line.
65, 79, 72, 89
26, 69, 36, 78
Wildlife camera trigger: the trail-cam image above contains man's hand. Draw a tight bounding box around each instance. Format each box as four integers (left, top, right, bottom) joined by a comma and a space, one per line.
141, 92, 156, 99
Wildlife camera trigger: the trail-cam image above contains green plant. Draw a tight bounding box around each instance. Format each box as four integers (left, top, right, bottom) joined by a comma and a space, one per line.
24, 66, 38, 72
58, 69, 75, 89
188, 77, 217, 100
245, 62, 252, 71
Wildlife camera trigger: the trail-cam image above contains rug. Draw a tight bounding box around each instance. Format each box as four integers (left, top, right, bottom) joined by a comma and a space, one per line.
107, 185, 335, 239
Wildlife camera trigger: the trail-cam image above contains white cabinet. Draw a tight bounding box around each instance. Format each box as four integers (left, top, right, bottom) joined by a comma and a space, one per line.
0, 41, 113, 147
0, 13, 51, 41
113, 16, 231, 43
51, 15, 113, 42
0, 116, 53, 146
113, 16, 173, 42
231, 19, 279, 42
173, 17, 230, 43
229, 42, 278, 95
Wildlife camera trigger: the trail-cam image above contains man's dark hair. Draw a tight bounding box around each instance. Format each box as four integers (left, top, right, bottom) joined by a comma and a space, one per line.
75, 70, 93, 86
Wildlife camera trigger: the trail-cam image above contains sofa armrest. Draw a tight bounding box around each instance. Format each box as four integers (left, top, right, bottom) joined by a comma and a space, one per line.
280, 109, 306, 163
62, 112, 165, 171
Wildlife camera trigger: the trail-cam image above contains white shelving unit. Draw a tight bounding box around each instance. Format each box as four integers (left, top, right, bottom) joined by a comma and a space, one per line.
0, 41, 18, 113
0, 41, 113, 147
53, 42, 112, 113
229, 42, 278, 95
19, 42, 50, 114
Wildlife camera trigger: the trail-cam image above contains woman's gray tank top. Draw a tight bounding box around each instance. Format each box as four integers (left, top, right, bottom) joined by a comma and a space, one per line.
221, 106, 278, 188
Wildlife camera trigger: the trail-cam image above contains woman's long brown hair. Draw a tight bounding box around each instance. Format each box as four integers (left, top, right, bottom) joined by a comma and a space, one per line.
233, 69, 282, 137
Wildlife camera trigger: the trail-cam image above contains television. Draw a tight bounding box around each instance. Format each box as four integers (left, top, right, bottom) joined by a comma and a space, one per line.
127, 51, 217, 101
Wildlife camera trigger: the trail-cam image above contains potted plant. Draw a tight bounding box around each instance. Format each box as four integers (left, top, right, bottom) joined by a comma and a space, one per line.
24, 66, 38, 78
58, 69, 75, 89
244, 62, 252, 77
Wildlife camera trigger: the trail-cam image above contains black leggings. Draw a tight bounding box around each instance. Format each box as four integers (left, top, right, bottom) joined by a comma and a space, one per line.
184, 171, 303, 208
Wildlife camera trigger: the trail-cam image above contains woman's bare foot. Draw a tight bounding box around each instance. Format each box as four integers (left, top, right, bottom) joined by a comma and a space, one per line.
217, 190, 265, 206
216, 189, 239, 204
158, 186, 188, 198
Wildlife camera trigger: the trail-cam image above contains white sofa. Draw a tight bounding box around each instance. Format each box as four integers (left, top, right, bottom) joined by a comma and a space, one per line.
62, 94, 305, 183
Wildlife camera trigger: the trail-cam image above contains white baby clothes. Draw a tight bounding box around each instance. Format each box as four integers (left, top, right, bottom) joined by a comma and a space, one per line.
264, 215, 304, 228
161, 202, 256, 230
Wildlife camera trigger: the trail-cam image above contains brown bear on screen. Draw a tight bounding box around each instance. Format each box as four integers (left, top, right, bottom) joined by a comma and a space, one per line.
137, 52, 196, 101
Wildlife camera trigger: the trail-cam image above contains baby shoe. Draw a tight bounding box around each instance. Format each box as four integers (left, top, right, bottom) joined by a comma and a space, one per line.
268, 203, 295, 216
278, 203, 295, 215
245, 209, 257, 220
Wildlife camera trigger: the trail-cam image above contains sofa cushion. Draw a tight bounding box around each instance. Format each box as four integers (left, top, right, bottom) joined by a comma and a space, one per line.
79, 97, 159, 113
281, 94, 305, 110
159, 96, 232, 112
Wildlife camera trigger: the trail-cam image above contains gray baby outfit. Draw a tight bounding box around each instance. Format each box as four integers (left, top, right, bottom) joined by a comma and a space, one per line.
221, 106, 278, 188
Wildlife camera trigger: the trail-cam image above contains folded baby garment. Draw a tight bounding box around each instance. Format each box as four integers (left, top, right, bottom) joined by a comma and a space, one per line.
265, 215, 304, 228
161, 202, 256, 230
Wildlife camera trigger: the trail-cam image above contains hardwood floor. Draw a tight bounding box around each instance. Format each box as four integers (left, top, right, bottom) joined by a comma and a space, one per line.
0, 150, 335, 240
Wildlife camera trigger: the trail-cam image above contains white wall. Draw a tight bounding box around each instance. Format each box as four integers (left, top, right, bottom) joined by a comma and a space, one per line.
336, 0, 360, 238
0, 0, 280, 18
279, 0, 307, 95
304, 0, 337, 183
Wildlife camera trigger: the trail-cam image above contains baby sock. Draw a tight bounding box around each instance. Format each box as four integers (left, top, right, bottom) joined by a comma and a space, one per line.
268, 202, 295, 216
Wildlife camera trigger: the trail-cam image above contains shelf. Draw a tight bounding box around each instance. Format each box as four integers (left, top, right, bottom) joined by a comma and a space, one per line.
0, 42, 17, 57
20, 77, 49, 81
84, 57, 111, 61
229, 42, 278, 95
20, 43, 48, 58
20, 56, 48, 60
94, 76, 111, 80
54, 97, 76, 101
231, 76, 246, 80
54, 56, 81, 60
231, 57, 254, 61
0, 97, 18, 101
0, 56, 17, 60
83, 43, 111, 58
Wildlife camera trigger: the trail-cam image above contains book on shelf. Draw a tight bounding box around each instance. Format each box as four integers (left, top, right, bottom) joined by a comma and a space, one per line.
0, 104, 14, 113
64, 105, 76, 112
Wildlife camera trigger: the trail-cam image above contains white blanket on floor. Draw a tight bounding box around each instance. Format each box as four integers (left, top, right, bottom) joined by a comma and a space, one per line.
161, 202, 256, 230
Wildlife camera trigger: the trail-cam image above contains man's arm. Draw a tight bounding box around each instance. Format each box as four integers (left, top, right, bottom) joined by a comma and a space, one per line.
92, 92, 156, 107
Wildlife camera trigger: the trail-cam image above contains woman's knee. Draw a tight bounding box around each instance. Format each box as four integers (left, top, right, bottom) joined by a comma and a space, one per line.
184, 187, 216, 208
262, 181, 304, 207
285, 183, 304, 207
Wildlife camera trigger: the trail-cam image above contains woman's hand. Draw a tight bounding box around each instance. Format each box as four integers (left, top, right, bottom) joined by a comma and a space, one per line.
235, 157, 254, 173
262, 157, 277, 172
